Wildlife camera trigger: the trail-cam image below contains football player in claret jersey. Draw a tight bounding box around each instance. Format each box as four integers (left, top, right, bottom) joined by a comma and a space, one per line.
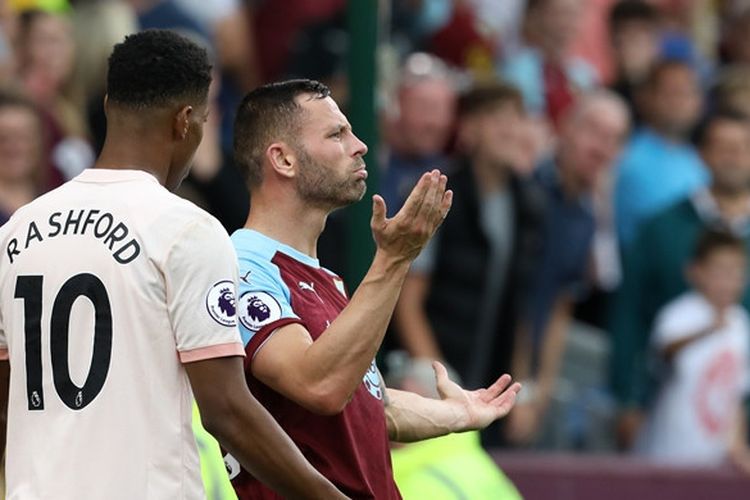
0, 31, 345, 500
227, 79, 523, 499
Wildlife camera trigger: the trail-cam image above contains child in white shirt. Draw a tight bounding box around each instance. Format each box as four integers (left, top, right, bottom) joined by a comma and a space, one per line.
635, 229, 750, 471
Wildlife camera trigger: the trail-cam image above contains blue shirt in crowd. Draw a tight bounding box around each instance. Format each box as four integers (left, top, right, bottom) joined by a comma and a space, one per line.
615, 127, 709, 246
527, 158, 595, 353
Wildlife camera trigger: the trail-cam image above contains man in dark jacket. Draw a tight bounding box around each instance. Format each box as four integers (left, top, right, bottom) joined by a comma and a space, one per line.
393, 81, 542, 446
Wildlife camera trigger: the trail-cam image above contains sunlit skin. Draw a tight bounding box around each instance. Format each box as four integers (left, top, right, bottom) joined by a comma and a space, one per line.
291, 95, 369, 210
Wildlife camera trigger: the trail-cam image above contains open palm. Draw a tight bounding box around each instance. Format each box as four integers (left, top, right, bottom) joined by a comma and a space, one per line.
433, 361, 522, 431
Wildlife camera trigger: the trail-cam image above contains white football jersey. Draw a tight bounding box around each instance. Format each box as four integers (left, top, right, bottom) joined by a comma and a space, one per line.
0, 169, 244, 500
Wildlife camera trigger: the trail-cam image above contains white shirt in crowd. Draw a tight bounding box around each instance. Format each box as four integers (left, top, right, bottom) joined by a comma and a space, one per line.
635, 291, 750, 466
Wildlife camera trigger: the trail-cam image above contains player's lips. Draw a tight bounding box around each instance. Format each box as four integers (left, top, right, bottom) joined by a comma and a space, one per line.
354, 166, 367, 180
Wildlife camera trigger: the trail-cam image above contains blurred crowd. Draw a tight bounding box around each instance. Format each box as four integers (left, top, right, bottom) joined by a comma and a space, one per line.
5, 0, 750, 488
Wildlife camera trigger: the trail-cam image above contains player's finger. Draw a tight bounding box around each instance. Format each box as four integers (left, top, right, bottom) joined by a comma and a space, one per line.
492, 383, 521, 414
440, 190, 453, 221
427, 174, 448, 226
482, 374, 513, 401
422, 173, 447, 226
397, 171, 433, 219
371, 194, 387, 227
492, 382, 522, 405
413, 170, 442, 222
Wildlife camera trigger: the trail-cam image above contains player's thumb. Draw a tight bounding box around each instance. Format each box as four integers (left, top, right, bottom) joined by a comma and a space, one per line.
371, 194, 387, 226
433, 360, 454, 399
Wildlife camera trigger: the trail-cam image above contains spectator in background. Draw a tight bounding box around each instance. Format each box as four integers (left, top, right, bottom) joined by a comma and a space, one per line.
67, 0, 138, 152
634, 230, 750, 473
381, 53, 456, 216
387, 353, 523, 500
608, 0, 662, 120
175, 0, 257, 90
501, 0, 598, 127
610, 111, 750, 449
722, 6, 750, 66
394, 81, 542, 446
427, 2, 496, 78
16, 8, 94, 185
615, 59, 707, 246
713, 65, 750, 119
390, 0, 453, 57
506, 90, 629, 445
248, 0, 345, 83
0, 90, 44, 225
0, 0, 19, 84
569, 0, 619, 84
171, 0, 258, 153
180, 65, 249, 233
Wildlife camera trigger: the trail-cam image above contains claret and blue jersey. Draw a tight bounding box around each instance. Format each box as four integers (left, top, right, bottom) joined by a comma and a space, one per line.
229, 229, 400, 499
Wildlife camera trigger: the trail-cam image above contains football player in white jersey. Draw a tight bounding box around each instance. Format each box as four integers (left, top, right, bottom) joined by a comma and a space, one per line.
0, 30, 344, 500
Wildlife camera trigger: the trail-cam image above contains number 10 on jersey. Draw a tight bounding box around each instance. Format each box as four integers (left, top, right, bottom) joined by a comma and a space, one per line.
14, 274, 113, 411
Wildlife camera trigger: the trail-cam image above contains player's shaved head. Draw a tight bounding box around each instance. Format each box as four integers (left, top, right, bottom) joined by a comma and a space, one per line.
106, 29, 212, 110
234, 79, 331, 189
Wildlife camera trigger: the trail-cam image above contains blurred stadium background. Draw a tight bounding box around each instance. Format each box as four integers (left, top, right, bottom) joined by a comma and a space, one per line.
4, 0, 750, 498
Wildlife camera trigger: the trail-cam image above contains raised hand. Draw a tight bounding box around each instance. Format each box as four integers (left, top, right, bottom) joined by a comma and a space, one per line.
370, 170, 452, 263
433, 361, 522, 431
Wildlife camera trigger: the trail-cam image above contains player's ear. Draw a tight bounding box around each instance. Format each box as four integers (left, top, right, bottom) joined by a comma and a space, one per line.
266, 141, 296, 180
173, 105, 193, 141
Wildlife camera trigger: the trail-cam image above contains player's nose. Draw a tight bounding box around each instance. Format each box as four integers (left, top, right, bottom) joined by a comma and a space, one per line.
351, 132, 368, 157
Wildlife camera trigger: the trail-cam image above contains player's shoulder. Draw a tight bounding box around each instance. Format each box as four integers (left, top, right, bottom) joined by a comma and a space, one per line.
230, 229, 290, 290
230, 229, 284, 264
160, 192, 221, 230
0, 184, 67, 240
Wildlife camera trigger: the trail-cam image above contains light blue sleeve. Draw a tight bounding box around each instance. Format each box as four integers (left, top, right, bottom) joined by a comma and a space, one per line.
235, 254, 300, 347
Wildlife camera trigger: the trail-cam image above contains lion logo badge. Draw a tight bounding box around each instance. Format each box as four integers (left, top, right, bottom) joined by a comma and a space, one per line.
205, 280, 237, 327
238, 291, 282, 332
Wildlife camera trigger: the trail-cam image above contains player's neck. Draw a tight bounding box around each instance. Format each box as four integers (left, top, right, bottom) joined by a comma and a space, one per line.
95, 133, 171, 187
244, 191, 326, 258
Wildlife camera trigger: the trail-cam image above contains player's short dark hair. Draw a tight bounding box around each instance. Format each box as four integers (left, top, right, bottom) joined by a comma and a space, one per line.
693, 110, 750, 149
609, 0, 659, 33
693, 229, 746, 263
233, 79, 331, 189
106, 29, 212, 109
458, 81, 524, 119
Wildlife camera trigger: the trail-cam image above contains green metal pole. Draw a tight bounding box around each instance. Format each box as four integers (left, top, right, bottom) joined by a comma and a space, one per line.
346, 0, 379, 290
